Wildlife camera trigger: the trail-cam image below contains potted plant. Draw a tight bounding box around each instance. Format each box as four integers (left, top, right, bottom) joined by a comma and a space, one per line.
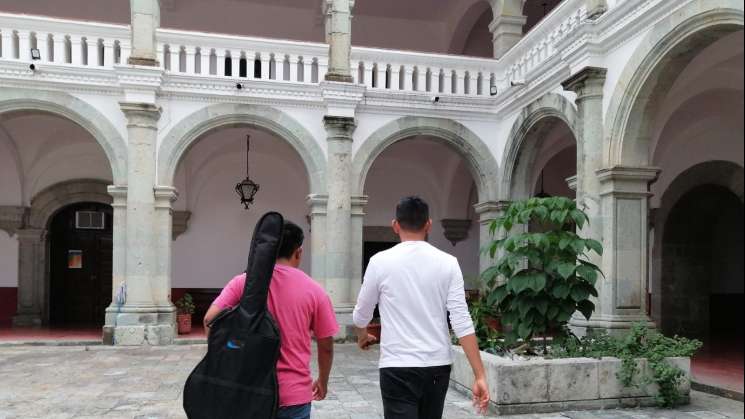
175, 293, 195, 335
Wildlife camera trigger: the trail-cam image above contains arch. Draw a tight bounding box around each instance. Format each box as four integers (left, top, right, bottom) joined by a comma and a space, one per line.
158, 103, 326, 194
500, 93, 579, 200
0, 88, 128, 185
353, 117, 500, 202
449, 1, 492, 55
28, 179, 112, 229
605, 3, 744, 166
650, 161, 744, 325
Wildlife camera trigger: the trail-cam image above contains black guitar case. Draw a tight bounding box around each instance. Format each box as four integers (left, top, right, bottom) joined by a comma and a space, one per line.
183, 211, 284, 419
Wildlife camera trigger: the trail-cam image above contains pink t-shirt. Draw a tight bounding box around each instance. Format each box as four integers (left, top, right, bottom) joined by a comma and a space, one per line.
212, 265, 339, 408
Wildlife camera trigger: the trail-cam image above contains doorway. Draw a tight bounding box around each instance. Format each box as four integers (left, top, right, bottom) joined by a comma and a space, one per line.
49, 202, 113, 327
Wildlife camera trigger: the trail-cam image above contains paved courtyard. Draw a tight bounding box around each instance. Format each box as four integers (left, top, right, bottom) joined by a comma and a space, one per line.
0, 343, 742, 419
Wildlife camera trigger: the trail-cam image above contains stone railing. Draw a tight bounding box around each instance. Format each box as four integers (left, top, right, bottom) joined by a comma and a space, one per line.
499, 0, 588, 85
351, 47, 499, 97
0, 13, 130, 67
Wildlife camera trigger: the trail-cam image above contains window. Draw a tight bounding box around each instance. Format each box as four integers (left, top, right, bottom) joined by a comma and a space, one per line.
75, 211, 105, 230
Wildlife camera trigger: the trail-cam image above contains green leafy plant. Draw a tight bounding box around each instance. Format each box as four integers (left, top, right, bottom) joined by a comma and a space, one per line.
175, 293, 195, 315
550, 323, 702, 408
468, 296, 505, 355
481, 197, 603, 350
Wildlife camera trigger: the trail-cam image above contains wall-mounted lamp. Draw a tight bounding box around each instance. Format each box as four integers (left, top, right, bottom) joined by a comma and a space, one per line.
490, 85, 498, 96
510, 79, 526, 87
30, 48, 41, 61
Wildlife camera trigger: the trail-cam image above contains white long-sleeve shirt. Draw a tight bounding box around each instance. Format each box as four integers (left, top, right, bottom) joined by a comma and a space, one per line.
352, 240, 476, 369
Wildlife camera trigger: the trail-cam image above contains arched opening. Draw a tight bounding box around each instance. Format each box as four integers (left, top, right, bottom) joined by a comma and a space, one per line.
449, 1, 493, 58
661, 185, 743, 342
169, 125, 312, 327
522, 0, 563, 34
362, 136, 481, 289
49, 202, 113, 327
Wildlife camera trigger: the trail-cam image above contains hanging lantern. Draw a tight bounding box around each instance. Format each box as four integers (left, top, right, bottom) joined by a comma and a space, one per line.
535, 170, 552, 199
235, 135, 260, 209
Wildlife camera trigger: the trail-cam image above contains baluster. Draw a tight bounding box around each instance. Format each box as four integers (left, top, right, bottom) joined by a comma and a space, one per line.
52, 34, 65, 63
70, 35, 83, 65
317, 56, 328, 82
375, 64, 386, 89
157, 43, 166, 69
171, 46, 181, 72
87, 38, 100, 66
199, 48, 210, 75
260, 52, 271, 79
230, 51, 240, 77
441, 69, 451, 94
276, 55, 286, 81
103, 39, 115, 67
403, 66, 413, 91
303, 58, 312, 83
1, 29, 14, 59
390, 65, 400, 90
214, 50, 224, 76
35, 32, 49, 62
185, 46, 196, 74
289, 55, 298, 82
454, 70, 464, 95
17, 30, 31, 61
364, 62, 374, 88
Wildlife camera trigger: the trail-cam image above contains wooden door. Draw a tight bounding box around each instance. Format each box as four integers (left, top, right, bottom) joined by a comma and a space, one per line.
49, 203, 113, 327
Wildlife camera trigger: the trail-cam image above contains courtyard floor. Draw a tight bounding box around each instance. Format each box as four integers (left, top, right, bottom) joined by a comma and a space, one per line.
0, 344, 743, 419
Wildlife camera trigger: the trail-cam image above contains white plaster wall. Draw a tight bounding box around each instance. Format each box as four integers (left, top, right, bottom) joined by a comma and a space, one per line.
0, 230, 18, 287
363, 137, 480, 281
171, 126, 312, 289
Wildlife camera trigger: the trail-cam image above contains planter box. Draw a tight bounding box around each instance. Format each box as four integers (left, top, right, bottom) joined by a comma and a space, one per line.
450, 346, 691, 415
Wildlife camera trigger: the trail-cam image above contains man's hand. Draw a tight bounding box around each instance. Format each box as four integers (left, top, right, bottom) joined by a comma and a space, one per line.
471, 376, 490, 414
355, 327, 377, 351
312, 378, 328, 401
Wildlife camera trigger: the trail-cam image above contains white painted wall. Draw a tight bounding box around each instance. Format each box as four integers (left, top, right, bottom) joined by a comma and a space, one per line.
363, 137, 480, 282
171, 126, 312, 289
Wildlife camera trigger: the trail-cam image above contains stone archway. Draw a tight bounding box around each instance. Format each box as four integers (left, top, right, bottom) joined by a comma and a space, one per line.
501, 93, 579, 200
650, 161, 744, 331
13, 179, 112, 326
604, 2, 744, 167
0, 88, 128, 186
158, 103, 327, 194
352, 116, 500, 202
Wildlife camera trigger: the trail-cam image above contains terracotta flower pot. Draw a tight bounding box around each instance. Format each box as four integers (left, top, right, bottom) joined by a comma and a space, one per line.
486, 316, 502, 332
367, 323, 381, 342
177, 313, 192, 335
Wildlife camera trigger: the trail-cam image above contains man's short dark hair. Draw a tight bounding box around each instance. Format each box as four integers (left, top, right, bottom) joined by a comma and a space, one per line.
278, 221, 305, 259
396, 196, 430, 231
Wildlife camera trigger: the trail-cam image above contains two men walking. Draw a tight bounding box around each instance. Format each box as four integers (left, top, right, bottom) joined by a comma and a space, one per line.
203, 196, 489, 419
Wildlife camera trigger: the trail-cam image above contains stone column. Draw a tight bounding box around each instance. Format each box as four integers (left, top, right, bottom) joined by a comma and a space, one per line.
474, 201, 510, 282
323, 116, 355, 309
574, 167, 659, 334
153, 186, 178, 335
324, 0, 355, 82
350, 195, 368, 301
128, 0, 160, 66
106, 186, 127, 308
13, 228, 46, 327
106, 102, 174, 345
488, 0, 527, 59
307, 194, 329, 287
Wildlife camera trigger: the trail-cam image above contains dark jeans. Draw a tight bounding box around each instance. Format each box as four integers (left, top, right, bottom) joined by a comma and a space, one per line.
380, 365, 452, 419
276, 403, 311, 419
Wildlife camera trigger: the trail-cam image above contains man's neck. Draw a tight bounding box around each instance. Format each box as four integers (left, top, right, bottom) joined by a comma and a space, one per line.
398, 232, 427, 242
276, 258, 294, 267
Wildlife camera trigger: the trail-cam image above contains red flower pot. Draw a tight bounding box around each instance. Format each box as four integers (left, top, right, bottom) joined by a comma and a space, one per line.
177, 313, 192, 335
486, 316, 502, 332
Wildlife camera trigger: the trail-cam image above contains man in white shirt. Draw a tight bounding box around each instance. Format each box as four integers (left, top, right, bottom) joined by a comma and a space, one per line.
353, 196, 490, 419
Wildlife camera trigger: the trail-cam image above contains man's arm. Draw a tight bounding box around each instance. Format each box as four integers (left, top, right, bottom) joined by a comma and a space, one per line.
447, 260, 490, 413
203, 304, 224, 336
312, 337, 334, 401
352, 261, 380, 350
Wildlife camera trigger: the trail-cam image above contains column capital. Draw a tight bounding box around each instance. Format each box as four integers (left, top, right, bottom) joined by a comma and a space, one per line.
473, 200, 510, 215
561, 67, 607, 100
323, 115, 357, 139
598, 166, 661, 196
566, 175, 578, 192
322, 82, 365, 118
116, 65, 164, 104
107, 185, 128, 207
307, 194, 329, 214
351, 195, 368, 215
119, 102, 162, 128
0, 206, 28, 235
154, 186, 178, 208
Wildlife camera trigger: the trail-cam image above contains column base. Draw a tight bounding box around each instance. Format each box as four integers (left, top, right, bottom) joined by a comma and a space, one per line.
569, 314, 655, 337
12, 313, 42, 328
324, 73, 354, 83
127, 57, 160, 67
103, 304, 177, 345
333, 303, 357, 342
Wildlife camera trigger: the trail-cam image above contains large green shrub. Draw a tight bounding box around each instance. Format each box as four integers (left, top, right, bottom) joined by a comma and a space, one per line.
481, 197, 603, 348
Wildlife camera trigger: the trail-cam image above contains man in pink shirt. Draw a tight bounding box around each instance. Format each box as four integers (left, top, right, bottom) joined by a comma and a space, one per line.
204, 221, 339, 419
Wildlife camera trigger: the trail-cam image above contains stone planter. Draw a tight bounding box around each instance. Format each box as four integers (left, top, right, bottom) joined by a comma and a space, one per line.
450, 346, 691, 415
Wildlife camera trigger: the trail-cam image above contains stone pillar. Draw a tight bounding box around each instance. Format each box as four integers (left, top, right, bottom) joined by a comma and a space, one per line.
106, 186, 128, 308
474, 201, 509, 282
129, 0, 160, 66
488, 0, 527, 59
323, 116, 355, 309
324, 0, 355, 82
307, 194, 329, 287
153, 186, 178, 332
575, 167, 659, 333
105, 102, 175, 345
13, 228, 46, 327
350, 195, 368, 301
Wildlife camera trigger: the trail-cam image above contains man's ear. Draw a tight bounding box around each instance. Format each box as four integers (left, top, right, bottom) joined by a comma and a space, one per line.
425, 219, 433, 234
294, 246, 303, 260
391, 220, 401, 236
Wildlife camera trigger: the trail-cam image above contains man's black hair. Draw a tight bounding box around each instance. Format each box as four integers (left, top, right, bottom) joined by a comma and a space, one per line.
395, 196, 430, 231
278, 221, 305, 259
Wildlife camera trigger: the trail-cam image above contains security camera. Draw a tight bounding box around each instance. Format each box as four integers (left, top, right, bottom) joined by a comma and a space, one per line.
510, 79, 526, 87
236, 83, 244, 90
432, 96, 440, 103
29, 63, 37, 72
